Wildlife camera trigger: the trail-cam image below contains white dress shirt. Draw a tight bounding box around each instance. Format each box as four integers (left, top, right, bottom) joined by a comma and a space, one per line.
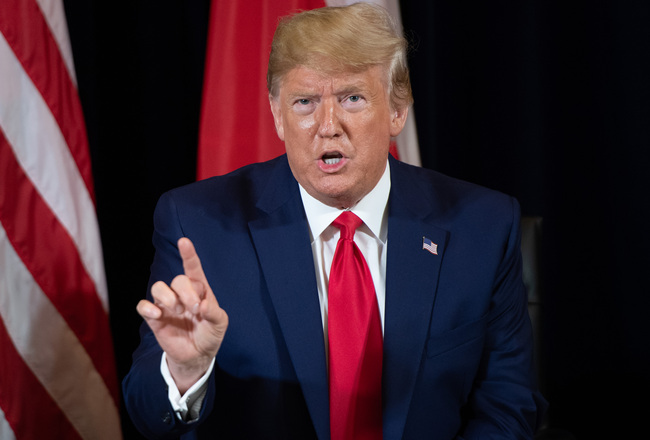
162, 160, 391, 421
299, 160, 390, 340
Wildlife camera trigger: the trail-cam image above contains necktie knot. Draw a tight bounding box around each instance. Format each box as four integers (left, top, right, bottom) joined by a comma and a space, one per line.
332, 211, 363, 241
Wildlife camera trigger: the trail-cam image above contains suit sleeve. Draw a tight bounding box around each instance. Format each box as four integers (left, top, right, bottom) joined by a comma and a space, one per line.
122, 191, 218, 439
458, 198, 547, 439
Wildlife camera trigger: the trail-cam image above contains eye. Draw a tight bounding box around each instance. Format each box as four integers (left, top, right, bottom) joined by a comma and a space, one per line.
342, 94, 365, 112
292, 98, 316, 115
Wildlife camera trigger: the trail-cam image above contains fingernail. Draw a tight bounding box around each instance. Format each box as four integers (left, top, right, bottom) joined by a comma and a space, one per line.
191, 303, 200, 314
175, 304, 184, 314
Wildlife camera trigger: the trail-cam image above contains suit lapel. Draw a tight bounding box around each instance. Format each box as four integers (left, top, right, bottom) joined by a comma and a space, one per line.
248, 157, 330, 440
382, 158, 449, 440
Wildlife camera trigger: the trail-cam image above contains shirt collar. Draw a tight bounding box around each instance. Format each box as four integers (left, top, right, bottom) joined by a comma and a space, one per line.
299, 160, 390, 243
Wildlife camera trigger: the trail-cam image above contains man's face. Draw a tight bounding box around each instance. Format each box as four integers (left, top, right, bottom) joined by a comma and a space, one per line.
270, 65, 408, 208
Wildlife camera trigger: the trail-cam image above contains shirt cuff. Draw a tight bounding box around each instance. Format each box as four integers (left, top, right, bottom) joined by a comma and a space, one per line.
160, 352, 215, 422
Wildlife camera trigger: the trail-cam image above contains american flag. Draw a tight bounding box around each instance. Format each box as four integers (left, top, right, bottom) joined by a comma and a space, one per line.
0, 1, 121, 438
422, 237, 438, 255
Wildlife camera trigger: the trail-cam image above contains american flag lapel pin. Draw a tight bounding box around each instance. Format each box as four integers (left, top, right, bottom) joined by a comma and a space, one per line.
422, 237, 438, 255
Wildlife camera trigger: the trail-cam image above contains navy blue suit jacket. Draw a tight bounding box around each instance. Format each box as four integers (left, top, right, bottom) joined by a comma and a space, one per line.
123, 155, 545, 439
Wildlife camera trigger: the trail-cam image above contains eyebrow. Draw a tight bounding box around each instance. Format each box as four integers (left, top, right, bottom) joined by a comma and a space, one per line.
286, 82, 369, 101
335, 84, 366, 95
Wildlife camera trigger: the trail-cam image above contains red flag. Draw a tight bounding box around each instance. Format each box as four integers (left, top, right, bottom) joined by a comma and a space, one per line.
0, 1, 121, 439
198, 0, 326, 179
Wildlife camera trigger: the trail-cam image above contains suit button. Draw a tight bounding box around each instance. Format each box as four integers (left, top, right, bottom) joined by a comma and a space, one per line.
162, 412, 172, 424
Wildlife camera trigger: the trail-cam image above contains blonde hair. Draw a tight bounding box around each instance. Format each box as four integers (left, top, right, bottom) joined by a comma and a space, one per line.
267, 2, 412, 110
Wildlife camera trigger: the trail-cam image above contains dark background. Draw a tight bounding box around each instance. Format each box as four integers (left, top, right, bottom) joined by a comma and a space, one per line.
63, 1, 650, 438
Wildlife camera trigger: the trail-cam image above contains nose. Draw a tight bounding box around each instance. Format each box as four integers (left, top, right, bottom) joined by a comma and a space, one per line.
316, 98, 342, 138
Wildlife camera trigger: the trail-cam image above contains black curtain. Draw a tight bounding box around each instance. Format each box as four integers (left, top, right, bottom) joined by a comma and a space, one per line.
402, 1, 650, 437
64, 1, 650, 438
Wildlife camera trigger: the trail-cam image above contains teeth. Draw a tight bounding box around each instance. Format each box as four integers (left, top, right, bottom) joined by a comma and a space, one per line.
324, 157, 341, 165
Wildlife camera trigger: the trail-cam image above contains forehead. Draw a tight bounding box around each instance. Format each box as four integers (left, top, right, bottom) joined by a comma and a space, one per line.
279, 65, 388, 95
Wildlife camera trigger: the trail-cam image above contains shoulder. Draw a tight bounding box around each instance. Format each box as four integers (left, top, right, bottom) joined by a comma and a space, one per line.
152, 155, 296, 237
390, 158, 518, 222
156, 155, 292, 214
168, 155, 287, 201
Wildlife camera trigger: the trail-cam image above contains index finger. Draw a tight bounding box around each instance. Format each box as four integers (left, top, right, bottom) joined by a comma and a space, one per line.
178, 237, 209, 287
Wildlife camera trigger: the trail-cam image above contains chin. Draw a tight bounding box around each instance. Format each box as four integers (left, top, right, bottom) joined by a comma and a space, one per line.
318, 189, 361, 209
306, 175, 364, 207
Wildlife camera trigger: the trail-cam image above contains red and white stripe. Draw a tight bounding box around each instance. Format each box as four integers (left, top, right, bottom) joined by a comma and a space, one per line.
0, 1, 121, 439
197, 0, 419, 180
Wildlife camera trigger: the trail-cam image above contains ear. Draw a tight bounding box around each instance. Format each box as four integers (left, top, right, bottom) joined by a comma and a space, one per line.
389, 105, 409, 138
269, 95, 285, 141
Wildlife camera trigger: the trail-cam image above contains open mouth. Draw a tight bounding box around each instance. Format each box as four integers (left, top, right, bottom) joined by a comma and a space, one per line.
322, 152, 343, 165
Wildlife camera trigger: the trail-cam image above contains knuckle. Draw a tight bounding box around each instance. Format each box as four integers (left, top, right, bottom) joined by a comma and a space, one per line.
151, 282, 176, 306
150, 281, 167, 299
171, 274, 189, 286
170, 275, 190, 294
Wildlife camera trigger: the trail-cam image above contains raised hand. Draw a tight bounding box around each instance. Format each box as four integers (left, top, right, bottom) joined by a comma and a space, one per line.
136, 237, 228, 393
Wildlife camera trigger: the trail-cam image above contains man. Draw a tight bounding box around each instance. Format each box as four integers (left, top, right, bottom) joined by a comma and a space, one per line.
123, 3, 546, 439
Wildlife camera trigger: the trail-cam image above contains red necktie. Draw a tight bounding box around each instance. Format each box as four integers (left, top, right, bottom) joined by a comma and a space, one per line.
328, 211, 383, 440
